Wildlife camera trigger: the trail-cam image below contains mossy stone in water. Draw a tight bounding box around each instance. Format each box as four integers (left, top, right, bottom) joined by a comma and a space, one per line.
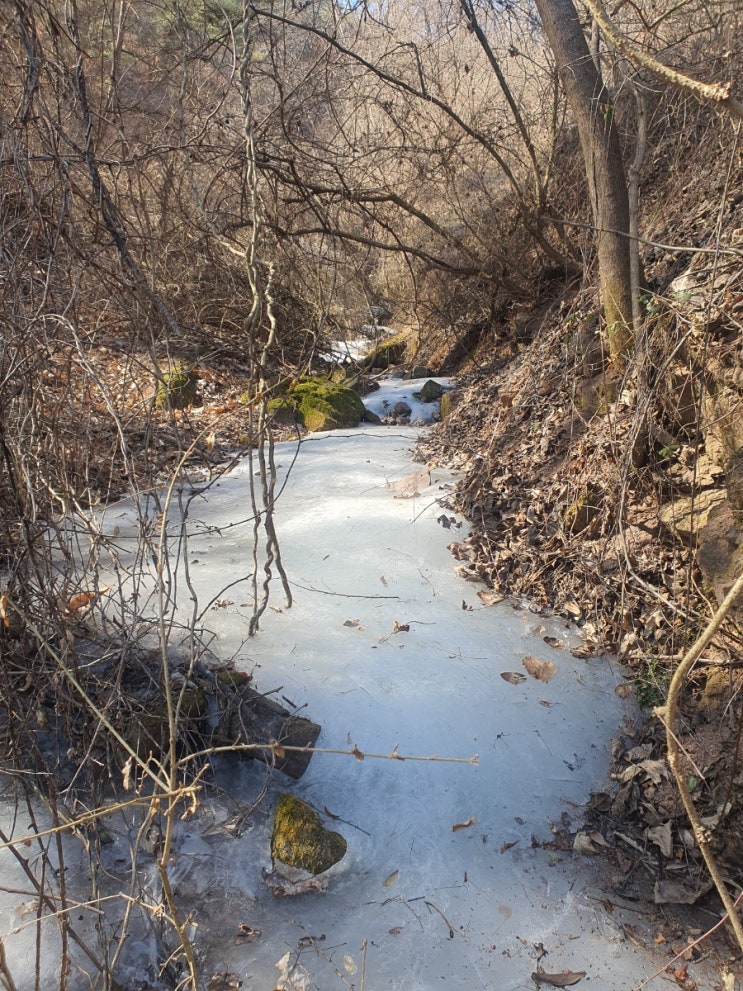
268, 378, 365, 432
271, 794, 347, 874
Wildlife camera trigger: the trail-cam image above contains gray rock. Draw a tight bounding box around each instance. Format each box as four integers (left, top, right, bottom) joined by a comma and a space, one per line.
419, 379, 444, 403
404, 366, 433, 380
393, 401, 412, 416
363, 408, 382, 424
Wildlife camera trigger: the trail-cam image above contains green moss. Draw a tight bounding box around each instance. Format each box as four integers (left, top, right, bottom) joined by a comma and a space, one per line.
155, 365, 198, 409
364, 336, 406, 369
269, 378, 365, 432
271, 794, 347, 874
215, 669, 251, 687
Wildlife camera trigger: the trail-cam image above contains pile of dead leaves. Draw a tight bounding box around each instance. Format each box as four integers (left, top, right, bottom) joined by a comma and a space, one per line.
415, 302, 701, 672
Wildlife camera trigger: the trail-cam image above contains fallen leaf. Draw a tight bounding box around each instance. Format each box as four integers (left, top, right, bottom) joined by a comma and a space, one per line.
614, 683, 633, 698
523, 656, 557, 682
207, 973, 242, 991
478, 589, 505, 606
383, 870, 399, 888
266, 871, 328, 899
500, 840, 519, 853
452, 817, 477, 832
275, 950, 312, 990
654, 878, 713, 905
620, 758, 668, 785
563, 597, 582, 618
389, 926, 403, 935
532, 970, 586, 987
543, 635, 564, 648
647, 821, 673, 858
500, 671, 527, 685
343, 955, 357, 976
388, 467, 431, 498
343, 618, 361, 628
573, 832, 599, 855
66, 585, 112, 613
392, 620, 410, 633
270, 740, 286, 761
352, 744, 365, 761
462, 600, 473, 611
721, 968, 735, 991
234, 923, 262, 945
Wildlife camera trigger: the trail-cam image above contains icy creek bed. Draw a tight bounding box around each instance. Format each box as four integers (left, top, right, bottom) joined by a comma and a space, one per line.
0, 421, 687, 990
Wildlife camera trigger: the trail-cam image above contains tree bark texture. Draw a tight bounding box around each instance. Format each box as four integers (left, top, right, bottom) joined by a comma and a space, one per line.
535, 0, 634, 359
208, 677, 321, 779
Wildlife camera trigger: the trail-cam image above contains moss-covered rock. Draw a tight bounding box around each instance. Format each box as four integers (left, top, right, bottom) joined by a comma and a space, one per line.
269, 378, 365, 432
364, 336, 406, 370
155, 365, 199, 409
439, 389, 459, 421
271, 794, 347, 874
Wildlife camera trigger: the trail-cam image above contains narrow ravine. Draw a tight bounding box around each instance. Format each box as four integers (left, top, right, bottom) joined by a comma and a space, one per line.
0, 419, 710, 990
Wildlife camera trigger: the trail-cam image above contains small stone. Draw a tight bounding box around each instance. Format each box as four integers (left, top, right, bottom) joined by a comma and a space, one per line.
271, 794, 347, 875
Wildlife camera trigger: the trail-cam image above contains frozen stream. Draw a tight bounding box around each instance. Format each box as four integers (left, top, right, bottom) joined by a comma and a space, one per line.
0, 395, 690, 990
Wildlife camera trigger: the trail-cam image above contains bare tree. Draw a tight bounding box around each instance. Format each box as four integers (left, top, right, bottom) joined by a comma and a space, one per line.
534, 0, 634, 359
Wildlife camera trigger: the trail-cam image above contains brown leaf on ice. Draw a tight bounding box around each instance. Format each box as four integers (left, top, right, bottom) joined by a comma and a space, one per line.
207, 973, 242, 991
478, 589, 505, 606
522, 656, 557, 682
234, 923, 262, 945
614, 682, 632, 698
532, 970, 586, 987
452, 817, 477, 832
500, 671, 527, 685
388, 467, 431, 498
392, 620, 410, 633
383, 870, 399, 888
343, 619, 361, 628
265, 871, 328, 897
500, 840, 518, 853
543, 635, 564, 648
352, 744, 365, 761
389, 926, 403, 936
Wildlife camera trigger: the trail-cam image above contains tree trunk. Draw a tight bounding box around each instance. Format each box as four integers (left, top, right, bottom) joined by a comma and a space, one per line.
535, 0, 633, 360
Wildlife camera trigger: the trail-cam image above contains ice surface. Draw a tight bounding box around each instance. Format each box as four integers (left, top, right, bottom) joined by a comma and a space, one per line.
362, 375, 451, 424
0, 422, 701, 990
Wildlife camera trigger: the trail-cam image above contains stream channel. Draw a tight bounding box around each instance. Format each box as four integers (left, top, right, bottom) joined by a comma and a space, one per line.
0, 388, 701, 990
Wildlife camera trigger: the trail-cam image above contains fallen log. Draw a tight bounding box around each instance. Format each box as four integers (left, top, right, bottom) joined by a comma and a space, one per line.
1, 653, 321, 786
206, 672, 321, 779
